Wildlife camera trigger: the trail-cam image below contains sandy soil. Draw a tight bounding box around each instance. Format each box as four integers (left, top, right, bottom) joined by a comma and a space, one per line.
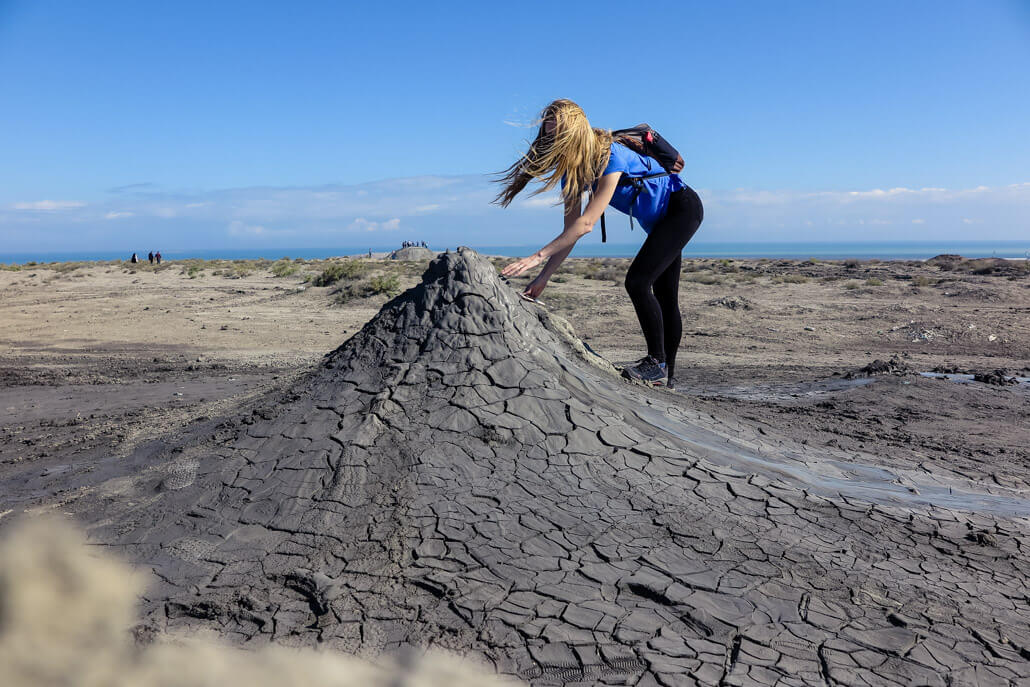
1, 254, 1027, 491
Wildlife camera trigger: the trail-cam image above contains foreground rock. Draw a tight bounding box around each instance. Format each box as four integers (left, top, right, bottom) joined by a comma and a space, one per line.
5, 249, 1029, 685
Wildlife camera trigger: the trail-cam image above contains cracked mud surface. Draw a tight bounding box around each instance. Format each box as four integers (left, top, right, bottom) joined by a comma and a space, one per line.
2, 249, 1029, 685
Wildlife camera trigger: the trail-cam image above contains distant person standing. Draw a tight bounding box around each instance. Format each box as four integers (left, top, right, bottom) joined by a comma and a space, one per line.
155, 251, 162, 265
148, 251, 154, 264
130, 252, 139, 263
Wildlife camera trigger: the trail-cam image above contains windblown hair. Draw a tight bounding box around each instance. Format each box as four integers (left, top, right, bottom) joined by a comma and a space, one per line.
493, 99, 613, 208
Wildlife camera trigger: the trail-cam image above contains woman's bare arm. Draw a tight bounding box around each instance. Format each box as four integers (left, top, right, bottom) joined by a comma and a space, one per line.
500, 172, 621, 280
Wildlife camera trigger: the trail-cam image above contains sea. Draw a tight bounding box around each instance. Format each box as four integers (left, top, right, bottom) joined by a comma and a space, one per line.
2, 241, 1028, 264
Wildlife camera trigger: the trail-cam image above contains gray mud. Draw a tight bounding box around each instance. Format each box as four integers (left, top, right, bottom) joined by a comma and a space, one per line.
2, 249, 1028, 685
670, 376, 876, 402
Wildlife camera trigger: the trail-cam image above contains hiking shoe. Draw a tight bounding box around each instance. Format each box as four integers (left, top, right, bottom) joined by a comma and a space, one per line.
666, 376, 677, 390
622, 356, 667, 385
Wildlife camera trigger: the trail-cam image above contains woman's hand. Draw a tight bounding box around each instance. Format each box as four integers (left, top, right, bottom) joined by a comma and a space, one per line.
501, 253, 544, 278
523, 274, 547, 299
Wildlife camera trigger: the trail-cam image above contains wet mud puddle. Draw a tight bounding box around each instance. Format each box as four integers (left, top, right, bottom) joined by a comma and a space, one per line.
672, 376, 874, 402
628, 392, 1030, 518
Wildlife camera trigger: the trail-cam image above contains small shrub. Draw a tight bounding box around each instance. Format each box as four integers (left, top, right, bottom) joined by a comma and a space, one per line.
222, 263, 254, 279
781, 274, 809, 284
311, 261, 370, 286
912, 275, 934, 287
48, 262, 86, 274
271, 260, 300, 278
966, 259, 997, 275
368, 274, 400, 296
843, 259, 860, 269
865, 278, 884, 286
844, 281, 860, 290
684, 272, 723, 285
586, 267, 622, 282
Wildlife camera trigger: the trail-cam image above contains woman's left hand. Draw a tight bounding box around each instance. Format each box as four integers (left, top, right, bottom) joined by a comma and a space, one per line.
523, 274, 548, 299
501, 253, 544, 278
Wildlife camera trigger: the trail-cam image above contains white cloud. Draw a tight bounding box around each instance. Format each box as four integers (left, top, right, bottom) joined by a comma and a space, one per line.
349, 217, 401, 232
503, 119, 538, 129
3, 177, 1026, 248
11, 200, 86, 211
520, 194, 561, 209
227, 220, 268, 236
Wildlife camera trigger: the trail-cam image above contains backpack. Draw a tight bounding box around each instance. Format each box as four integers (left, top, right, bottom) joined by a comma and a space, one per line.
599, 124, 684, 242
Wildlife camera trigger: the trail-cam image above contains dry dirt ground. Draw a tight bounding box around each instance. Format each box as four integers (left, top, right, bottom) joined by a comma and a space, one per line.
1, 254, 1026, 494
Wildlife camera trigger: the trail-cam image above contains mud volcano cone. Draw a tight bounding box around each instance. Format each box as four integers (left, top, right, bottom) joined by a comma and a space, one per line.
75, 249, 1027, 684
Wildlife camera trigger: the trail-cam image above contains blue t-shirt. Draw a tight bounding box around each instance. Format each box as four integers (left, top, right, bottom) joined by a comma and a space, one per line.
598, 142, 685, 233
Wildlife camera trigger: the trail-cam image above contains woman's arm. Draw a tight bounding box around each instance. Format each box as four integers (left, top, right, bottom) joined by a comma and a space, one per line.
500, 171, 621, 280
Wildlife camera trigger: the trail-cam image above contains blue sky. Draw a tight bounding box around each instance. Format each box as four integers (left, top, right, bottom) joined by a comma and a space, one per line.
1, 0, 1028, 253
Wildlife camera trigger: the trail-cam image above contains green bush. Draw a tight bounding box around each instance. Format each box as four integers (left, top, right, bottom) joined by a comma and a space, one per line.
311, 261, 370, 286
368, 274, 400, 296
271, 260, 301, 278
865, 278, 884, 286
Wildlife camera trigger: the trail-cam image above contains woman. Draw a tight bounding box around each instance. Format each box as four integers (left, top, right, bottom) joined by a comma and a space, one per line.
494, 99, 703, 388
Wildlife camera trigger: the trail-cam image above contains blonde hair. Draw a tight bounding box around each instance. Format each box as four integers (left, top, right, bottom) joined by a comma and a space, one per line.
493, 99, 613, 208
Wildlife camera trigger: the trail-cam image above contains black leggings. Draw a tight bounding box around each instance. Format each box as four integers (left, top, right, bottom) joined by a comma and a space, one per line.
624, 186, 703, 379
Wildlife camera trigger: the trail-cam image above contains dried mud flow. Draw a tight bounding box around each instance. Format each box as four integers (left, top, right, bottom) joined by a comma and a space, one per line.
5, 249, 1028, 686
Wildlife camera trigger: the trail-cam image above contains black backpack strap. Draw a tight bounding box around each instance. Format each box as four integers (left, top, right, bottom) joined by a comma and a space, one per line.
622, 172, 671, 232
603, 172, 673, 238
